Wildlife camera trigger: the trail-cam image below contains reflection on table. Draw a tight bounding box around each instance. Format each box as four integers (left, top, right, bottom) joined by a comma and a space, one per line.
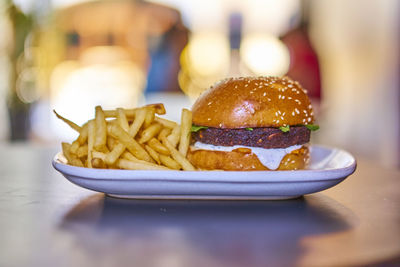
60, 194, 354, 267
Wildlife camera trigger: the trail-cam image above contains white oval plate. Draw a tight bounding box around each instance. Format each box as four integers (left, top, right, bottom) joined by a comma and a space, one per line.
52, 145, 356, 200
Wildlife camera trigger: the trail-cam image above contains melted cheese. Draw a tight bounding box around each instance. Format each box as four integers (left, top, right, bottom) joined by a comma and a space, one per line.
192, 142, 302, 170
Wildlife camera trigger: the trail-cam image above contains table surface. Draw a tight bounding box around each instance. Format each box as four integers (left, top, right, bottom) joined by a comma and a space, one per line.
0, 143, 399, 267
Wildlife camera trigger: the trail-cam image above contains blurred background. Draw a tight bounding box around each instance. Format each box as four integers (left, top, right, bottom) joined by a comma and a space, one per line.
0, 0, 398, 168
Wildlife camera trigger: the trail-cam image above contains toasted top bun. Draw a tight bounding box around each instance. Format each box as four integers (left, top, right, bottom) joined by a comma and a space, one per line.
192, 76, 315, 128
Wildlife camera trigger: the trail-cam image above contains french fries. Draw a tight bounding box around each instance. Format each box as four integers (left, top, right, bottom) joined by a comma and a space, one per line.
167, 125, 180, 147
55, 103, 197, 171
62, 142, 84, 167
161, 136, 195, 171
139, 123, 162, 144
107, 124, 153, 163
53, 110, 81, 132
94, 106, 107, 152
148, 138, 170, 155
87, 120, 95, 168
179, 108, 192, 157
116, 108, 129, 132
103, 103, 166, 118
128, 107, 146, 137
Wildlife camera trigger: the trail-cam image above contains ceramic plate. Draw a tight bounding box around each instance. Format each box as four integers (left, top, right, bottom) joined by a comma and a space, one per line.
52, 145, 356, 200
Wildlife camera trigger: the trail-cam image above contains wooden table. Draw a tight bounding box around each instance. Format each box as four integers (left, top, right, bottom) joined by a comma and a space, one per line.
0, 143, 399, 267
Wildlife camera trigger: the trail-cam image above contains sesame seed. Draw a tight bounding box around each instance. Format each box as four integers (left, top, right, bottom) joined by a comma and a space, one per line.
295, 108, 300, 114
263, 92, 267, 96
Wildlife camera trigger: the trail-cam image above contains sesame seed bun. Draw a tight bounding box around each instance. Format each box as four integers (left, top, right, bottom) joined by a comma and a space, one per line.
191, 76, 315, 128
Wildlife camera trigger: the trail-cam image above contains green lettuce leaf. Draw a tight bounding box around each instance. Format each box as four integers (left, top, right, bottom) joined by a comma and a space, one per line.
279, 125, 290, 132
191, 125, 208, 132
305, 124, 320, 131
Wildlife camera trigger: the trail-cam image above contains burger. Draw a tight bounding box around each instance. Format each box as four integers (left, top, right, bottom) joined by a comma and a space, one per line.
187, 76, 319, 171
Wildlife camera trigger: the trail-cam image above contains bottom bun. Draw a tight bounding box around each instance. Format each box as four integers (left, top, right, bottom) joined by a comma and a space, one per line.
187, 145, 310, 171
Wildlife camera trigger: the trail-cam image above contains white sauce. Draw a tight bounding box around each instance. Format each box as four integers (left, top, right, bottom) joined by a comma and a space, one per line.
192, 142, 302, 170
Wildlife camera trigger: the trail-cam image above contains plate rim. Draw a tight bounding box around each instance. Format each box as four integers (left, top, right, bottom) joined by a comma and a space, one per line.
52, 145, 357, 183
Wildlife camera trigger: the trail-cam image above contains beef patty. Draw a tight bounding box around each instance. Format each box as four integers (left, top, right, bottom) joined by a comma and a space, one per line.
192, 126, 310, 149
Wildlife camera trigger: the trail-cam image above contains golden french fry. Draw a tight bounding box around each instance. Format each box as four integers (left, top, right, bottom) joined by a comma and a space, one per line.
76, 144, 88, 158
117, 158, 171, 171
106, 118, 118, 126
147, 103, 166, 115
69, 140, 80, 155
94, 106, 107, 152
62, 142, 84, 167
103, 108, 134, 118
139, 123, 162, 144
103, 103, 165, 118
154, 116, 177, 129
92, 158, 107, 169
107, 124, 153, 162
87, 120, 95, 168
107, 136, 117, 150
159, 154, 181, 170
143, 107, 155, 128
128, 107, 146, 137
70, 123, 89, 154
53, 110, 81, 132
161, 136, 195, 171
158, 127, 172, 141
121, 151, 136, 161
178, 108, 192, 157
144, 144, 161, 164
92, 151, 107, 161
76, 123, 89, 143
117, 108, 129, 132
167, 125, 180, 147
105, 142, 126, 165
148, 138, 170, 155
